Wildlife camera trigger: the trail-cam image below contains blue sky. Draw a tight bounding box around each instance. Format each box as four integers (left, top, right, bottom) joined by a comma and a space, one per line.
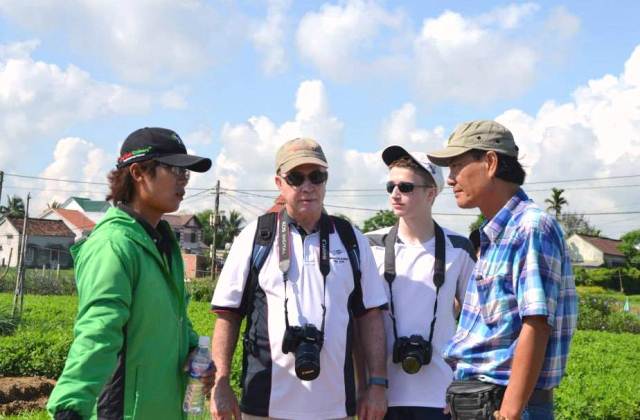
0, 0, 639, 238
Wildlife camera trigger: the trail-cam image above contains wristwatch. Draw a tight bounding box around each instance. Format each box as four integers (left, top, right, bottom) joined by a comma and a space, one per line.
368, 376, 389, 388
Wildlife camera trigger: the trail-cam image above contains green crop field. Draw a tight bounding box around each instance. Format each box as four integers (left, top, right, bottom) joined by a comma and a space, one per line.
2, 293, 640, 419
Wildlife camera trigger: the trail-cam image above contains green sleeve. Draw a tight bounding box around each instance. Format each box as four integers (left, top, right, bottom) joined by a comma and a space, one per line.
47, 240, 134, 418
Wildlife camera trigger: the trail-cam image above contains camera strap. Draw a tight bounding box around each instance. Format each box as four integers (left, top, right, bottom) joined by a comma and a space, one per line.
278, 209, 330, 333
384, 221, 446, 345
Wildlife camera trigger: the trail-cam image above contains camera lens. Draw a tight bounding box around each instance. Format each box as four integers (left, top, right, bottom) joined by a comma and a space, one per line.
295, 341, 321, 380
401, 355, 422, 374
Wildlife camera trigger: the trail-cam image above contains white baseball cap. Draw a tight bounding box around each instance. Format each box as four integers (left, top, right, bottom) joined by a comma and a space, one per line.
382, 145, 445, 194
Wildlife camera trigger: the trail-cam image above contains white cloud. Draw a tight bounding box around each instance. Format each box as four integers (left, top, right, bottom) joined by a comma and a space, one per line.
251, 0, 290, 75
495, 44, 640, 237
413, 10, 538, 104
30, 137, 114, 212
0, 41, 150, 168
380, 103, 445, 147
0, 0, 240, 83
296, 2, 580, 104
296, 0, 407, 81
160, 87, 189, 110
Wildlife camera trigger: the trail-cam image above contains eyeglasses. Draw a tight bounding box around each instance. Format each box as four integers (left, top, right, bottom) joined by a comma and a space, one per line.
386, 181, 431, 194
159, 163, 190, 181
282, 170, 328, 187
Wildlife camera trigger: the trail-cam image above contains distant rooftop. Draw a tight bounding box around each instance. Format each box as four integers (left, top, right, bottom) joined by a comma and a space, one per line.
575, 234, 624, 257
162, 214, 201, 228
63, 196, 111, 213
4, 217, 75, 237
52, 208, 96, 231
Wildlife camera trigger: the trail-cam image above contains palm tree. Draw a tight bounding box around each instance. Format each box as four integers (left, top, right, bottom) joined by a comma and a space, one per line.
214, 210, 246, 248
47, 200, 61, 209
545, 188, 568, 219
0, 195, 25, 218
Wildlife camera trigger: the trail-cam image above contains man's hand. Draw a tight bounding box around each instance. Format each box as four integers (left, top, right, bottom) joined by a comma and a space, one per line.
182, 348, 216, 395
210, 376, 241, 420
357, 385, 387, 420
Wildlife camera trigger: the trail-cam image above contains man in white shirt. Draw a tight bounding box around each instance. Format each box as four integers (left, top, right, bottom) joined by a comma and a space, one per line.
366, 146, 476, 420
210, 138, 389, 420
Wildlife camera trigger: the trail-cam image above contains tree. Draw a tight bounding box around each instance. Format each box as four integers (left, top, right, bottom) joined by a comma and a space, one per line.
362, 210, 397, 233
545, 187, 568, 219
196, 209, 246, 248
219, 210, 245, 248
559, 213, 601, 237
47, 200, 61, 209
469, 214, 486, 233
0, 195, 25, 218
619, 229, 640, 268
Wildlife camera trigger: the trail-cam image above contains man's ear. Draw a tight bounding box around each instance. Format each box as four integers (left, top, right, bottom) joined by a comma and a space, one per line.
485, 151, 499, 178
275, 174, 283, 191
129, 163, 144, 183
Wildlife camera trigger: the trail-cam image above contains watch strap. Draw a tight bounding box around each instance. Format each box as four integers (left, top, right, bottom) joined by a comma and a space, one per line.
368, 376, 389, 388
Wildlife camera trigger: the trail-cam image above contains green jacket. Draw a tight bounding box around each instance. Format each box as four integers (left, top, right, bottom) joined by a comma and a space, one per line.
47, 207, 198, 419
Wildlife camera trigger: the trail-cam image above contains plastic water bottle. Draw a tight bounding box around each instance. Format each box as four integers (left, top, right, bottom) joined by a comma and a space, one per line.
183, 336, 212, 414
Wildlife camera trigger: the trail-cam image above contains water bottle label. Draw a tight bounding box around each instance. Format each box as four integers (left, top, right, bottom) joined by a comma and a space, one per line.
190, 360, 211, 378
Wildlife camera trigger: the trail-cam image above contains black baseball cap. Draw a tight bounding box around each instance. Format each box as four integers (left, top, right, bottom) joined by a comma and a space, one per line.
117, 127, 212, 172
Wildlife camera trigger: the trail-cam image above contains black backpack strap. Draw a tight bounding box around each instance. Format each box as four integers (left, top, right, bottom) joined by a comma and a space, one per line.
239, 212, 277, 315
331, 216, 366, 316
331, 216, 361, 283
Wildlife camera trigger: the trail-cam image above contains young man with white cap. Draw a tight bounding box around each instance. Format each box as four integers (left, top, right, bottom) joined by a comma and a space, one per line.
365, 146, 476, 420
210, 138, 389, 420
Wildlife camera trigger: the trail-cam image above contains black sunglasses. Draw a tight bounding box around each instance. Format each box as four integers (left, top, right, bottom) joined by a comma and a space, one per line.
283, 170, 328, 187
386, 181, 431, 194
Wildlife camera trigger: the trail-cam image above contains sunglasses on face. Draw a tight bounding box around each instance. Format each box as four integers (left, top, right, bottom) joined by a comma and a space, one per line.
385, 181, 431, 194
159, 163, 190, 181
283, 170, 328, 187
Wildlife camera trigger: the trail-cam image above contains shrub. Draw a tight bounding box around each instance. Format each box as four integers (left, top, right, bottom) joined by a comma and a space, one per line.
0, 268, 76, 295
186, 278, 216, 302
0, 306, 17, 336
578, 294, 640, 333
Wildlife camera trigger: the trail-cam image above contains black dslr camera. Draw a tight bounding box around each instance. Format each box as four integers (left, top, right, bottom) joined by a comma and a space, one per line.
282, 323, 324, 381
392, 334, 432, 374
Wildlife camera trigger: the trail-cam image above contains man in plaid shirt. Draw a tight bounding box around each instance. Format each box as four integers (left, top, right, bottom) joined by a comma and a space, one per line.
428, 120, 577, 420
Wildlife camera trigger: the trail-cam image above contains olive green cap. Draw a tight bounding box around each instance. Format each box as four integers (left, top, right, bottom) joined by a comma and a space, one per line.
427, 120, 519, 166
275, 137, 328, 174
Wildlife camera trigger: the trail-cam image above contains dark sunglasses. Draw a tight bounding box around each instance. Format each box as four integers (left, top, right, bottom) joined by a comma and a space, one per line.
283, 170, 328, 187
158, 163, 190, 181
386, 181, 431, 194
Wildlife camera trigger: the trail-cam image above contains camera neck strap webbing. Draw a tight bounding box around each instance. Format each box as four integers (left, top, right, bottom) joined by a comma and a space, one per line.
384, 221, 446, 344
278, 209, 330, 333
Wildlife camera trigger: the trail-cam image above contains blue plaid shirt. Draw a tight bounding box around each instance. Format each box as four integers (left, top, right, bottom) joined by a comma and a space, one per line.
443, 189, 577, 389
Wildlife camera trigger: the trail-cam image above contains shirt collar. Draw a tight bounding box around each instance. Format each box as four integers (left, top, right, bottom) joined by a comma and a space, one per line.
481, 188, 529, 243
117, 203, 162, 243
281, 210, 334, 235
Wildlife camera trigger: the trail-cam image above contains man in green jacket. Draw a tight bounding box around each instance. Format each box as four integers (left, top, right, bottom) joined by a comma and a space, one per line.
47, 127, 214, 419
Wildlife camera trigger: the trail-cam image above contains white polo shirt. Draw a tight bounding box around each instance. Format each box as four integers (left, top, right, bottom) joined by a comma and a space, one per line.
212, 217, 387, 419
367, 225, 476, 409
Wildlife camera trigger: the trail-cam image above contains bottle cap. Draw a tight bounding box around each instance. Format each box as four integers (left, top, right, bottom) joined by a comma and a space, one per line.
198, 336, 210, 347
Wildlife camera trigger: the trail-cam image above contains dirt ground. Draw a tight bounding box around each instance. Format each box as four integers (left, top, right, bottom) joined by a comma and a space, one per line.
0, 377, 55, 416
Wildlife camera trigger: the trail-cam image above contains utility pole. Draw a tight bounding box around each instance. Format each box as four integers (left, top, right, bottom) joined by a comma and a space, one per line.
210, 180, 220, 281
0, 170, 4, 209
12, 193, 30, 319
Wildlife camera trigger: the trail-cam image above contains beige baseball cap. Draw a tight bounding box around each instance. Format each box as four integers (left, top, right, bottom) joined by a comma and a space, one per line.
275, 137, 328, 174
427, 120, 519, 166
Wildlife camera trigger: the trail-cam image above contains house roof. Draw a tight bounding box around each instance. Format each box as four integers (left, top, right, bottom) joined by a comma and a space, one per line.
63, 196, 111, 212
576, 234, 624, 257
266, 195, 286, 213
5, 217, 75, 237
52, 208, 95, 231
162, 214, 202, 228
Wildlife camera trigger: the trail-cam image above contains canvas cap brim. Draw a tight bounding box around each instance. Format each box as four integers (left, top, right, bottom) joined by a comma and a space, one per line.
155, 153, 212, 172
426, 146, 472, 166
279, 156, 328, 174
